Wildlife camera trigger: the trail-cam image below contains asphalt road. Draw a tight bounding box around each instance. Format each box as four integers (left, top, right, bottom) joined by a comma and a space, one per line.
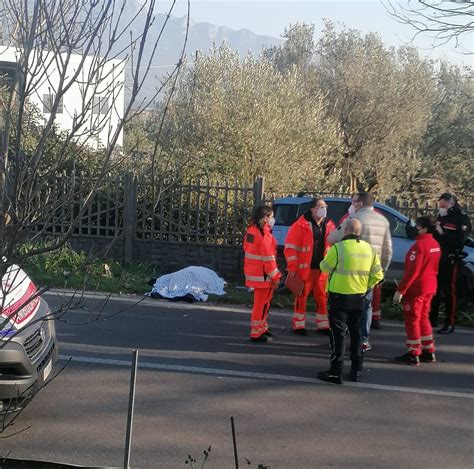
1, 291, 473, 468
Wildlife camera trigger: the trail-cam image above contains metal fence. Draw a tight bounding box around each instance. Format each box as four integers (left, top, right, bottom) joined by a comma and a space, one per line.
37, 173, 471, 262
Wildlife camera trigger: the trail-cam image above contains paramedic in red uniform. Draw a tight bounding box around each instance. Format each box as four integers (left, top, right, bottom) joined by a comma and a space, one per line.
284, 197, 335, 335
243, 205, 282, 343
393, 217, 441, 365
430, 193, 472, 334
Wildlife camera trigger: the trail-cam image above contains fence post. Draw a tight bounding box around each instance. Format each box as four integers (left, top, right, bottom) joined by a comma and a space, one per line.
253, 176, 265, 206
123, 173, 135, 264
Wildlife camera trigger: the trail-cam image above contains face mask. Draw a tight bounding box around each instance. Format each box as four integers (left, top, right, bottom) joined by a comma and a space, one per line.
348, 204, 356, 215
438, 207, 448, 217
268, 216, 275, 228
316, 207, 327, 218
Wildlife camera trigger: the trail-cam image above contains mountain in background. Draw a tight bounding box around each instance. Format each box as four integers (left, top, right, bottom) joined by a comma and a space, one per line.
123, 8, 283, 105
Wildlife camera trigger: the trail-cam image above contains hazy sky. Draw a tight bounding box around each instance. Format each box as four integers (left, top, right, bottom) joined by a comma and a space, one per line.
157, 0, 473, 67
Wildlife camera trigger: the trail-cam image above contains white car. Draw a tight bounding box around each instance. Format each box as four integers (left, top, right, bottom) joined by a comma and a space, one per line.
0, 264, 58, 411
272, 196, 474, 286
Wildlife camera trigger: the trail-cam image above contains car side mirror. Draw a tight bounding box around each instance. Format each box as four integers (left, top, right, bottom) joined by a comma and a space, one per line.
405, 220, 417, 240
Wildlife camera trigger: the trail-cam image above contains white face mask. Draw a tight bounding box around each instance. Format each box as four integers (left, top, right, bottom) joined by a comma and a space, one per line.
316, 207, 327, 218
438, 207, 448, 217
268, 216, 275, 228
348, 204, 356, 215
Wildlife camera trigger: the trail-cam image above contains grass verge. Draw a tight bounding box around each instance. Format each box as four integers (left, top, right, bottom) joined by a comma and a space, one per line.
21, 243, 473, 326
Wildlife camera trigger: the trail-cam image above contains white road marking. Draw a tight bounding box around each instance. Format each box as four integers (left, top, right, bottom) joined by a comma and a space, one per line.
59, 354, 474, 400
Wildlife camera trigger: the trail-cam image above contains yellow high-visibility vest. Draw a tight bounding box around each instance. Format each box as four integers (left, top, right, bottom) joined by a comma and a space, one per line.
320, 238, 384, 294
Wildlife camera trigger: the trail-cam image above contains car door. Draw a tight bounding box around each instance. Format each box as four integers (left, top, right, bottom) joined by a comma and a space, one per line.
373, 206, 413, 283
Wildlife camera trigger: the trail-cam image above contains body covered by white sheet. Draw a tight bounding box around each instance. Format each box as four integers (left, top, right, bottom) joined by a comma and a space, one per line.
150, 266, 226, 301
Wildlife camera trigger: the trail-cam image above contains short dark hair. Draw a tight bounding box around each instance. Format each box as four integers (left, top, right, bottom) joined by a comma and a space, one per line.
251, 205, 273, 228
309, 196, 324, 208
354, 191, 374, 207
415, 216, 435, 233
439, 193, 456, 204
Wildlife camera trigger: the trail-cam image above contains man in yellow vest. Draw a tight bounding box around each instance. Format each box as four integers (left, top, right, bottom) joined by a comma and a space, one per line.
318, 218, 384, 384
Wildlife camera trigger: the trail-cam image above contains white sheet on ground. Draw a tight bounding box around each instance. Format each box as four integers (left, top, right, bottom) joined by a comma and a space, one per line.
150, 266, 226, 301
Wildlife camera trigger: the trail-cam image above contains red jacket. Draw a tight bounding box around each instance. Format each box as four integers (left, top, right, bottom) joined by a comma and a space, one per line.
397, 233, 441, 298
243, 224, 281, 289
284, 215, 335, 280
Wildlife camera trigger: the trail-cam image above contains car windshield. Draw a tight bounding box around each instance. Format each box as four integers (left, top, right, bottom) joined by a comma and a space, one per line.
273, 204, 302, 226
274, 200, 409, 239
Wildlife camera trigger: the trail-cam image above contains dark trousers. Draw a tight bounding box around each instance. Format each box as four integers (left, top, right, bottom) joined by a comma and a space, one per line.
430, 260, 459, 327
328, 293, 365, 378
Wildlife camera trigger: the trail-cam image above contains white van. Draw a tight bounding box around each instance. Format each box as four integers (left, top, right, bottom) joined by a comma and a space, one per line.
0, 264, 58, 411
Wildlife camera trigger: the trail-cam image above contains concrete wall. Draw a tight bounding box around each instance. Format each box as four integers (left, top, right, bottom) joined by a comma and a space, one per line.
68, 235, 244, 280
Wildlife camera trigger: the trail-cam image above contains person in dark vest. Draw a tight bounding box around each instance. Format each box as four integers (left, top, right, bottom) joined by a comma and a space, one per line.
430, 193, 472, 334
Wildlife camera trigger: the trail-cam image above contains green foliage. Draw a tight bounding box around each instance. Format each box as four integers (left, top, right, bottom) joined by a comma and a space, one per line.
125, 21, 472, 203
20, 243, 157, 294
160, 44, 342, 193
315, 21, 435, 197
416, 62, 474, 203
264, 22, 316, 72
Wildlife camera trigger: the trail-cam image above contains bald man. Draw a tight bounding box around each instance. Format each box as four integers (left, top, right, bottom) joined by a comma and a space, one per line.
318, 218, 384, 384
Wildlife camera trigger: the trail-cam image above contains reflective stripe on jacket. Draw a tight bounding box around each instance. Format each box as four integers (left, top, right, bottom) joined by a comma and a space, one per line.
243, 224, 281, 288
320, 237, 384, 294
284, 215, 335, 280
397, 233, 441, 298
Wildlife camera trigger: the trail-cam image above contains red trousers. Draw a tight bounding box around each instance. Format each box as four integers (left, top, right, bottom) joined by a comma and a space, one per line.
372, 283, 382, 320
403, 294, 435, 356
250, 287, 274, 338
293, 269, 329, 330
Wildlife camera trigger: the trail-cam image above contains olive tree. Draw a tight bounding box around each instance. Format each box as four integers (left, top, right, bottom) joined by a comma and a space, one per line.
416, 62, 474, 203
315, 21, 435, 197
160, 44, 342, 193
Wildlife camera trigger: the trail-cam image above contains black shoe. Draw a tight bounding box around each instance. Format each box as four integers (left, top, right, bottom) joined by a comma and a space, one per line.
420, 351, 437, 363
371, 319, 381, 330
349, 370, 362, 382
264, 329, 274, 337
316, 328, 330, 336
317, 371, 343, 385
395, 352, 420, 366
250, 335, 269, 343
293, 328, 307, 336
437, 324, 454, 334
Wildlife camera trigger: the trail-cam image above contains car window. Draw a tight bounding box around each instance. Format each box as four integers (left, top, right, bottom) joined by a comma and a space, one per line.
273, 204, 300, 226
297, 202, 312, 217
378, 209, 407, 238
326, 201, 350, 226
